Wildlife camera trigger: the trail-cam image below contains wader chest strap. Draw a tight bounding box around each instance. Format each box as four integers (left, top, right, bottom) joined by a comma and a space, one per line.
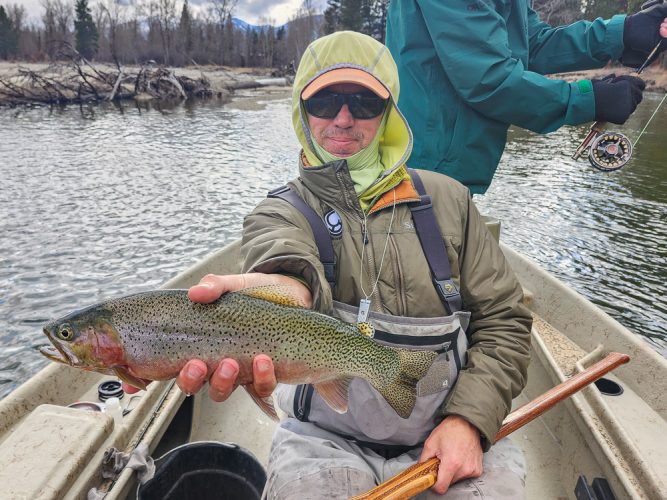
268, 186, 336, 292
407, 169, 463, 314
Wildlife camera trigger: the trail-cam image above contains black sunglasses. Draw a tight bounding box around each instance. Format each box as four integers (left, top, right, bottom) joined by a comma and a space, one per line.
304, 90, 388, 119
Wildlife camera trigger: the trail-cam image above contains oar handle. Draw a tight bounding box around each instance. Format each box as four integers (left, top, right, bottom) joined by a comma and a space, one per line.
350, 351, 630, 500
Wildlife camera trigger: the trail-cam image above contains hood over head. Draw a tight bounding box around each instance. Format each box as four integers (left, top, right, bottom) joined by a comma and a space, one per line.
292, 31, 413, 179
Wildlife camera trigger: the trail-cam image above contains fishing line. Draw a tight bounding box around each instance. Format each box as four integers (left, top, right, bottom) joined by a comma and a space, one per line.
634, 91, 667, 146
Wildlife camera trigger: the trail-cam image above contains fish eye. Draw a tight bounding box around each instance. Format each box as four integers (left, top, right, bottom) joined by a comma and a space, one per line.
57, 324, 74, 341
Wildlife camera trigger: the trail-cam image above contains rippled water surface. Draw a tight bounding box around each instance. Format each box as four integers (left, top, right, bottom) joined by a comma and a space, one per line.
1, 91, 665, 399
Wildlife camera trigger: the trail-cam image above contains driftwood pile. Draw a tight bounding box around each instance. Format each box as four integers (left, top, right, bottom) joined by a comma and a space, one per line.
0, 61, 213, 106
0, 44, 215, 106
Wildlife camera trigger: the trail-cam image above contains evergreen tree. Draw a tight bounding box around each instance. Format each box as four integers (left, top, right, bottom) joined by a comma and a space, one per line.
0, 5, 18, 59
74, 0, 98, 59
582, 0, 626, 21
340, 0, 363, 31
369, 0, 389, 42
360, 0, 373, 36
324, 0, 341, 34
178, 0, 193, 59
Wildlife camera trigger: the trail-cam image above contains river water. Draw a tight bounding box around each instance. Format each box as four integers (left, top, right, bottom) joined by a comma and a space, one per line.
1, 90, 665, 399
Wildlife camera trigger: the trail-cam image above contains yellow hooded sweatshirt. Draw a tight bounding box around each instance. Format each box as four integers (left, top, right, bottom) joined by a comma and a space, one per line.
292, 31, 414, 212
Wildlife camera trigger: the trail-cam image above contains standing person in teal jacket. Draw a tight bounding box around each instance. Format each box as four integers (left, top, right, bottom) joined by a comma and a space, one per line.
386, 1, 667, 194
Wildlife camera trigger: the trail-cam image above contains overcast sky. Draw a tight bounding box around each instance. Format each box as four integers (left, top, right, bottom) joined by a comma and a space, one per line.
10, 0, 327, 26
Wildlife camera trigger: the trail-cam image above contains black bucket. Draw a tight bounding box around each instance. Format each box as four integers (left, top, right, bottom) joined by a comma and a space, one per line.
137, 441, 266, 500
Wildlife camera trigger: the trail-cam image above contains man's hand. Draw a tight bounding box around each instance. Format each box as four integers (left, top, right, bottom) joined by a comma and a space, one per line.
622, 3, 667, 66
592, 74, 646, 124
187, 272, 312, 307
419, 415, 484, 495
176, 355, 277, 402
122, 272, 312, 398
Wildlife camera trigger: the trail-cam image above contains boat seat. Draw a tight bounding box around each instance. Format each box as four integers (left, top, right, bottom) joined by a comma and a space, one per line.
0, 404, 113, 499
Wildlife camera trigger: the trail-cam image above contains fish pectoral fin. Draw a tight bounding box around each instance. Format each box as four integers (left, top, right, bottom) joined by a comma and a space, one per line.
113, 367, 148, 391
243, 384, 279, 421
313, 377, 353, 414
237, 285, 305, 308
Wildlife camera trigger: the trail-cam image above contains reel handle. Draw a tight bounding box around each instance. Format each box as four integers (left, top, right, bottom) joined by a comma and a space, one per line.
572, 121, 607, 160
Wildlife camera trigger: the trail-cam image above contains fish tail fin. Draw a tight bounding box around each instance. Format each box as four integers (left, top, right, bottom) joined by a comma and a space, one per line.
373, 349, 438, 419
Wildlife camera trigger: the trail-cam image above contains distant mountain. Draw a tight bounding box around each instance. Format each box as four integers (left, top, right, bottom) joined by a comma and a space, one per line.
231, 17, 281, 32
232, 14, 324, 33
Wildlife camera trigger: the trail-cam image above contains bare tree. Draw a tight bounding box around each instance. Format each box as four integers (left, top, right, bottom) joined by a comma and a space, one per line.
39, 0, 76, 58
533, 0, 584, 25
209, 0, 237, 64
155, 0, 177, 64
53, 0, 74, 46
96, 0, 124, 63
258, 17, 277, 68
7, 3, 25, 31
287, 0, 320, 65
0, 0, 330, 69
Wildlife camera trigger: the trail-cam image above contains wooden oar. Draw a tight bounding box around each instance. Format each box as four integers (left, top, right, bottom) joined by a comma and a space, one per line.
350, 351, 630, 500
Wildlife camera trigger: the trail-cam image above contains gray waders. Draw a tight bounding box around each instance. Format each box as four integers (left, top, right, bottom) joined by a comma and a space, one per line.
263, 170, 526, 499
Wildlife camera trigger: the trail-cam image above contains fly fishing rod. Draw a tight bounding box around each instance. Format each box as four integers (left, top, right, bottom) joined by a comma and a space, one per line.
572, 0, 666, 171
350, 351, 630, 500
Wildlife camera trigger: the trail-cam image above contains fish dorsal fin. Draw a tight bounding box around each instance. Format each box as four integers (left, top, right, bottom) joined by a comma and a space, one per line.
237, 285, 306, 308
113, 367, 147, 391
313, 377, 353, 414
243, 384, 279, 421
356, 322, 375, 338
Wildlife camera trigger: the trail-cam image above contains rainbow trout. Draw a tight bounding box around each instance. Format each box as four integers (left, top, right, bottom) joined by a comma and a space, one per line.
40, 286, 437, 419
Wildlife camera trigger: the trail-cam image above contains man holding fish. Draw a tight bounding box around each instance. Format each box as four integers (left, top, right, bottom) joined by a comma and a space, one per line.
179, 31, 531, 499
43, 31, 532, 498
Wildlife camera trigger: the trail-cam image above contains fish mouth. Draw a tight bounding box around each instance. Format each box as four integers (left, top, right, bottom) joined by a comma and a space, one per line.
39, 343, 75, 366
39, 345, 70, 365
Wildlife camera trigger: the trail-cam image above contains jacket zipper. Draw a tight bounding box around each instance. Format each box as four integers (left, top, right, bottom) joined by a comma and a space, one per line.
360, 217, 378, 309
389, 236, 406, 316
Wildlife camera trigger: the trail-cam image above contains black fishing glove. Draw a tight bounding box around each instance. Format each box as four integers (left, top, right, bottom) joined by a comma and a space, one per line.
621, 2, 667, 67
592, 74, 646, 124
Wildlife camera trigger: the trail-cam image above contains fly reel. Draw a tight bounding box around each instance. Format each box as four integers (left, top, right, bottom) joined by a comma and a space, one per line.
587, 131, 633, 171
571, 121, 633, 172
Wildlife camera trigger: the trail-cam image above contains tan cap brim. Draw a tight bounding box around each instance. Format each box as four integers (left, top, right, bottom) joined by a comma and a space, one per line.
301, 68, 390, 100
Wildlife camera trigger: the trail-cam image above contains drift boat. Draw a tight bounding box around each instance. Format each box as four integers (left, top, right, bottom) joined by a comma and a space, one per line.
0, 233, 666, 499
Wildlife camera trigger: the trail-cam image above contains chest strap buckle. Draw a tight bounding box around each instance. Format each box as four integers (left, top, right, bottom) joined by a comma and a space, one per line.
433, 278, 462, 315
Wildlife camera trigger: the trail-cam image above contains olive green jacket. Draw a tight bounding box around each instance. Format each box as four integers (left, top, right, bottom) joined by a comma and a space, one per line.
239, 162, 532, 449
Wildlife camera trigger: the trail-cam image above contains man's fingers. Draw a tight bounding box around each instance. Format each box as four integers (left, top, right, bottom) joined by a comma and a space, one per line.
433, 459, 457, 495
188, 274, 239, 303
253, 354, 277, 398
176, 359, 209, 395
121, 379, 151, 394
208, 359, 240, 402
450, 457, 484, 486
122, 382, 144, 394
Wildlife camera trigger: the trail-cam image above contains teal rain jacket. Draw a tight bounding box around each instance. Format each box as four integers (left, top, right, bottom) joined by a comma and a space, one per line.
386, 0, 626, 194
